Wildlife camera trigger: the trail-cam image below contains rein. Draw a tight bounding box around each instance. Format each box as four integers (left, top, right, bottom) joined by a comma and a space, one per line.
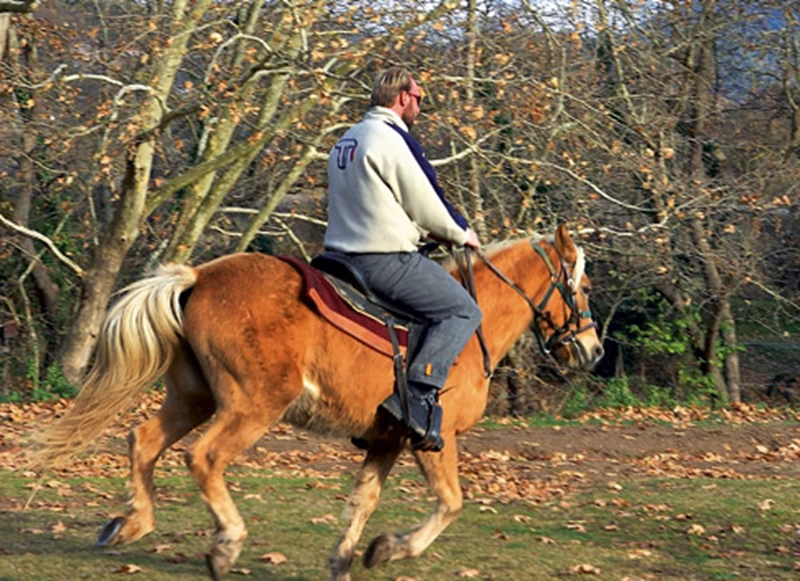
470, 240, 597, 370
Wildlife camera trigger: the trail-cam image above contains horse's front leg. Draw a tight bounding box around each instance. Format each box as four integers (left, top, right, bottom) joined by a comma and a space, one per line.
98, 354, 215, 547
328, 441, 402, 581
363, 432, 462, 568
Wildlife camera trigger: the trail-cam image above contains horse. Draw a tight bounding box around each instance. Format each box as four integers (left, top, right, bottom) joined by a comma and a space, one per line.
35, 224, 603, 580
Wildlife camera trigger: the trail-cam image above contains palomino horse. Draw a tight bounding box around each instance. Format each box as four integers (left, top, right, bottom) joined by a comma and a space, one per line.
36, 224, 603, 580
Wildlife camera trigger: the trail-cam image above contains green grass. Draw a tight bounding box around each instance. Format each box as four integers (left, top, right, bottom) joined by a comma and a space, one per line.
2, 465, 800, 580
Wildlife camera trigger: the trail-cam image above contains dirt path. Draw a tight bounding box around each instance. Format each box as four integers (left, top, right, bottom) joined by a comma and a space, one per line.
3, 399, 800, 503
257, 419, 800, 489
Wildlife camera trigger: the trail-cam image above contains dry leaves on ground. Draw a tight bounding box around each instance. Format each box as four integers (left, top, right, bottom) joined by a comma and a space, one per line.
259, 551, 288, 565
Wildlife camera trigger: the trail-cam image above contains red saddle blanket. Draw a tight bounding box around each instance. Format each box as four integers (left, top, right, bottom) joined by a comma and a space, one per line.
280, 256, 408, 357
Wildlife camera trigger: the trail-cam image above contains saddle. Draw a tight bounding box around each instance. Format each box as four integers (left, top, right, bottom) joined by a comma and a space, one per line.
279, 254, 424, 358
309, 252, 423, 326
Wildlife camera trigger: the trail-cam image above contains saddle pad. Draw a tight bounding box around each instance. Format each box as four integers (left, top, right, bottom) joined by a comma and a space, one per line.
279, 256, 408, 357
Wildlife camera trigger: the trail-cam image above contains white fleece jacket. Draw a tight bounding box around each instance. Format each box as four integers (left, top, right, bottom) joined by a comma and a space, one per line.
324, 107, 468, 254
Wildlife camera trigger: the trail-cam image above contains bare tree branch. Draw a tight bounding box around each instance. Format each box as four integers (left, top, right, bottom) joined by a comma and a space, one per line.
0, 0, 37, 13
0, 214, 85, 277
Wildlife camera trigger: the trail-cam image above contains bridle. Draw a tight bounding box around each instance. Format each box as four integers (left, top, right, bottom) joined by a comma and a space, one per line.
458, 239, 598, 375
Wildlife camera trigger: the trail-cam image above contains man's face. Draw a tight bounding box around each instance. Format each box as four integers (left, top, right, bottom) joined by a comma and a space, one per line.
402, 78, 422, 129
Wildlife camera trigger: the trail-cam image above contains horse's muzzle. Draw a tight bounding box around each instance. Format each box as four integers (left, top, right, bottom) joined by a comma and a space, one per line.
562, 334, 604, 371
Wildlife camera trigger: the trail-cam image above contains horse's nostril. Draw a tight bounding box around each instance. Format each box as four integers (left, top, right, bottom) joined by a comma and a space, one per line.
595, 346, 605, 359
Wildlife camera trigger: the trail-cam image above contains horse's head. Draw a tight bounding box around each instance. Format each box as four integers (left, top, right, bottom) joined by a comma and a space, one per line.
531, 225, 604, 371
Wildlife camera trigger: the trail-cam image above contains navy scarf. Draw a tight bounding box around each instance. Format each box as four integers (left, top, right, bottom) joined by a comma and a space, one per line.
385, 122, 468, 231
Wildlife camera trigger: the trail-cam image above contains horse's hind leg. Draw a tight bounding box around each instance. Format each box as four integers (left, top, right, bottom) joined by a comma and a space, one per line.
363, 433, 462, 568
185, 371, 296, 579
328, 441, 403, 581
98, 346, 215, 547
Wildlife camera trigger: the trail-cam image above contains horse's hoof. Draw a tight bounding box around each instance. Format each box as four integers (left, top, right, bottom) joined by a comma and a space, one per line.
96, 517, 125, 547
363, 533, 393, 569
205, 553, 223, 581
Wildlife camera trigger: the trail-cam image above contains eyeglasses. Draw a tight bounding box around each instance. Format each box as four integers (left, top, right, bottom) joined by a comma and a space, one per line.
407, 91, 422, 106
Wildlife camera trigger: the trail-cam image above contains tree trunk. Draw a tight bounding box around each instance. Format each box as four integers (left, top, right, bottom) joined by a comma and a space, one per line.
57, 0, 212, 383
59, 143, 155, 382
655, 280, 728, 403
464, 0, 485, 237
4, 16, 60, 380
683, 3, 740, 404
164, 0, 267, 262
166, 0, 326, 264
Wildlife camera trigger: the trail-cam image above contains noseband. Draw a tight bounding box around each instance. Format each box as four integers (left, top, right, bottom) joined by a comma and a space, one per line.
474, 240, 597, 368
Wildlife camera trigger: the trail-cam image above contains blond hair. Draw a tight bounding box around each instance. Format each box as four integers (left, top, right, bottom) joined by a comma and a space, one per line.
370, 67, 414, 108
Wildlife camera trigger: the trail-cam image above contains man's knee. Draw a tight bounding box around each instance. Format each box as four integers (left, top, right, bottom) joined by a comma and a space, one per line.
466, 300, 482, 325
453, 295, 482, 328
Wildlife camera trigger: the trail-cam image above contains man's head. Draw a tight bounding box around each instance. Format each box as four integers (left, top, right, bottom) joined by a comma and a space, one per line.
370, 67, 422, 129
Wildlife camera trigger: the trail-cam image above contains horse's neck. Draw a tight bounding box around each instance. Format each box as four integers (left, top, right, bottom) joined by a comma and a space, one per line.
470, 240, 553, 367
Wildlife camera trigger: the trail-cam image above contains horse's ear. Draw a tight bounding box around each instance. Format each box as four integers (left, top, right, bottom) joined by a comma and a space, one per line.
554, 224, 578, 264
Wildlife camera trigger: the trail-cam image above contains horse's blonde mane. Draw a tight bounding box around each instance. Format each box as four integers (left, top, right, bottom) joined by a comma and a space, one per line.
440, 237, 529, 271
441, 233, 585, 286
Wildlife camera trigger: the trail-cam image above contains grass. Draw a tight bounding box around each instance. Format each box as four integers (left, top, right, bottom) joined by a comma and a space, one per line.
2, 464, 800, 580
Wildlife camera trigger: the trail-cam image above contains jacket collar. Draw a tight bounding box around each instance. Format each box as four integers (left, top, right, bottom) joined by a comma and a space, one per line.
365, 107, 408, 132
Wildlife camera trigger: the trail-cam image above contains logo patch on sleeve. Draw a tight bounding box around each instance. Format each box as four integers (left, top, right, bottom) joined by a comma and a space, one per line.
334, 138, 358, 170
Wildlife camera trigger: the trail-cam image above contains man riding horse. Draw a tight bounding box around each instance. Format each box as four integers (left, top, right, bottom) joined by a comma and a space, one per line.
324, 67, 482, 452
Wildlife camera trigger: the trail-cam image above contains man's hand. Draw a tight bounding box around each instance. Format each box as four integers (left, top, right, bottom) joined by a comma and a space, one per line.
465, 228, 481, 249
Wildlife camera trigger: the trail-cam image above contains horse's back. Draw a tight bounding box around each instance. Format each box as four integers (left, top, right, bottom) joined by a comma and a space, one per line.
182, 253, 312, 384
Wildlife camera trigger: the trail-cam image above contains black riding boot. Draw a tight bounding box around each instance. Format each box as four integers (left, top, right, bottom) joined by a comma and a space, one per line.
379, 382, 444, 452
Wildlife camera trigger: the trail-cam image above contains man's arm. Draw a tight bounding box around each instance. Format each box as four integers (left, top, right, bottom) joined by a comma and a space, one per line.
427, 228, 480, 248
376, 133, 469, 246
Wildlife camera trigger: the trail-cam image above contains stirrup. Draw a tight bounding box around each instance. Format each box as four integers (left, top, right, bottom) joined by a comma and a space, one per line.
378, 391, 444, 452
410, 402, 443, 452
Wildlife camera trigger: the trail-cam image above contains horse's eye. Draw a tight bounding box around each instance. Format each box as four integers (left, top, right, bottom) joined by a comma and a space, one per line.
582, 286, 591, 296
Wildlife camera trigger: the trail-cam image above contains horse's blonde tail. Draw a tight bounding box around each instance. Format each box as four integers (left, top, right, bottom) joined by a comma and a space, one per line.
33, 264, 198, 468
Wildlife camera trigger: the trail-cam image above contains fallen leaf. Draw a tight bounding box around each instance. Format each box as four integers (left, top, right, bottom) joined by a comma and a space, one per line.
51, 520, 68, 533
455, 568, 480, 578
151, 544, 173, 554
21, 528, 45, 535
603, 524, 619, 532
259, 551, 288, 565
512, 514, 531, 524
113, 564, 142, 574
607, 481, 623, 491
492, 528, 508, 540
310, 514, 337, 525
757, 499, 775, 511
231, 568, 252, 575
566, 522, 587, 533
569, 563, 601, 575
687, 524, 706, 536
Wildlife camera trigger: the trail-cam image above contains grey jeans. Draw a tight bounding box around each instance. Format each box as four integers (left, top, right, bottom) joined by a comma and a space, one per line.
348, 252, 482, 389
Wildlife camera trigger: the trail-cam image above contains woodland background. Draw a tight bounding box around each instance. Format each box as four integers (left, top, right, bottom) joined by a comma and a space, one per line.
1, 0, 799, 413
